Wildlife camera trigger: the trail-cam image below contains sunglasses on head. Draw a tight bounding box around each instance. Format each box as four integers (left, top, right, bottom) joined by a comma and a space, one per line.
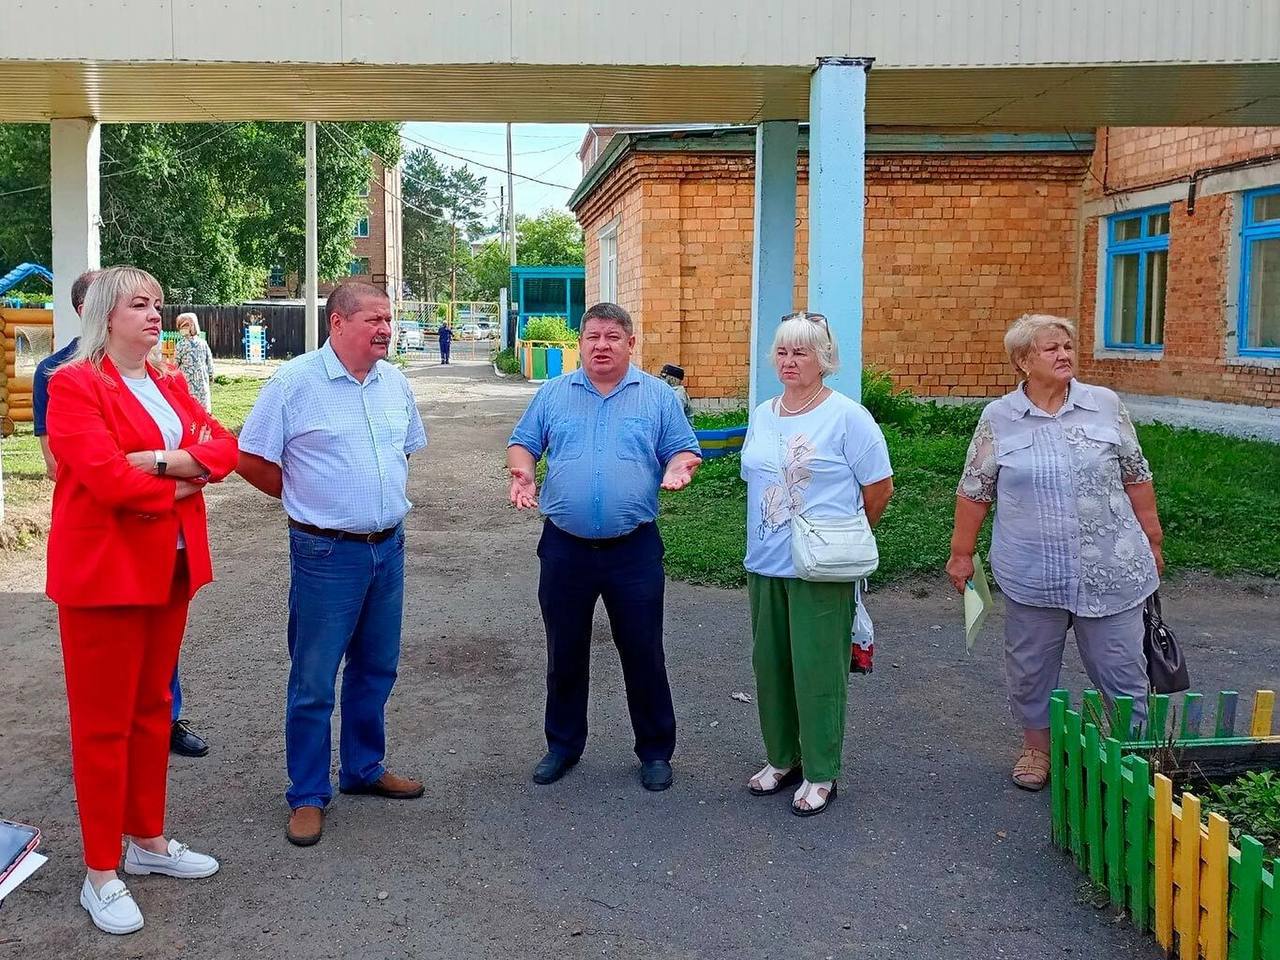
782, 311, 831, 337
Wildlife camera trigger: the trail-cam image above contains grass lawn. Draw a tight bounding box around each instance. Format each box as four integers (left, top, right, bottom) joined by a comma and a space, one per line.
659, 408, 1280, 589
0, 376, 266, 539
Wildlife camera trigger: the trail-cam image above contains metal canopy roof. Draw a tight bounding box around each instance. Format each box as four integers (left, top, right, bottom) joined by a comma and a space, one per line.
1, 1, 1278, 125
0, 61, 1278, 126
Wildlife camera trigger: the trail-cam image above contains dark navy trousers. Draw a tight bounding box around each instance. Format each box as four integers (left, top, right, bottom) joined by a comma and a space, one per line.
536, 519, 675, 763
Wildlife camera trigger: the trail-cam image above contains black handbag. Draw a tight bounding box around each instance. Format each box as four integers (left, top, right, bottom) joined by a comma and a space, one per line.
1143, 591, 1190, 694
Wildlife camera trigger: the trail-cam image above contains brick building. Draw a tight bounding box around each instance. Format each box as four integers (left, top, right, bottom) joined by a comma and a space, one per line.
569, 125, 1280, 408
264, 154, 404, 300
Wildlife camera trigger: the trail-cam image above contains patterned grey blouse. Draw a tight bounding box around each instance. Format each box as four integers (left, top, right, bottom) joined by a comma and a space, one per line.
175, 335, 214, 413
957, 380, 1157, 617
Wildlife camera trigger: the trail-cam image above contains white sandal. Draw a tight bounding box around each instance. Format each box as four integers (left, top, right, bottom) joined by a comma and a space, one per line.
792, 779, 837, 817
747, 763, 802, 796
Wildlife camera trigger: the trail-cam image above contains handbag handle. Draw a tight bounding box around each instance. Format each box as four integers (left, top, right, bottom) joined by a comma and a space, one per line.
1146, 590, 1163, 628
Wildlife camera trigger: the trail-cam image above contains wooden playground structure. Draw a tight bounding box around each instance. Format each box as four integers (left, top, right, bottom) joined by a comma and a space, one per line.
0, 307, 53, 433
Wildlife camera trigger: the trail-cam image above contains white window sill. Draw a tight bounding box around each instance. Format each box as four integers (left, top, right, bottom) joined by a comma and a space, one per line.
1094, 347, 1164, 362
1227, 354, 1280, 370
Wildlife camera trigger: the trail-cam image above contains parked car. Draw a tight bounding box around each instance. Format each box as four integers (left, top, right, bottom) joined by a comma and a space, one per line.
394, 320, 423, 350
475, 321, 495, 340
458, 323, 482, 340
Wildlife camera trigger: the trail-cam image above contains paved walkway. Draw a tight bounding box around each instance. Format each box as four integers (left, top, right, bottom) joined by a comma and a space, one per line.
1, 357, 1276, 959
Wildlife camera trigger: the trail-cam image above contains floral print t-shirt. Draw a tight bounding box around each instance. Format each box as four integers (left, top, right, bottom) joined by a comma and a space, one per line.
957, 379, 1157, 617
175, 335, 214, 413
741, 391, 893, 579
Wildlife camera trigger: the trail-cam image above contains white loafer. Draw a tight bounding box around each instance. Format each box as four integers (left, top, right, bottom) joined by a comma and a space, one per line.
123, 839, 219, 879
80, 876, 144, 935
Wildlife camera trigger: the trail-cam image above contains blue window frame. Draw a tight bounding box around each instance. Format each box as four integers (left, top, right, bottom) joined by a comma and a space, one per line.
348, 257, 370, 276
1238, 185, 1280, 357
1104, 206, 1169, 349
353, 217, 370, 238
268, 263, 285, 287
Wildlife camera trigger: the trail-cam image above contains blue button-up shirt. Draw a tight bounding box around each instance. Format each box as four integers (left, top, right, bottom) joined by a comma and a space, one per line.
508, 365, 700, 539
238, 341, 427, 533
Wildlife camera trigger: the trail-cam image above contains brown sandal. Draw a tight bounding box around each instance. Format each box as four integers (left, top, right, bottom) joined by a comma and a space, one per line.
1012, 748, 1050, 791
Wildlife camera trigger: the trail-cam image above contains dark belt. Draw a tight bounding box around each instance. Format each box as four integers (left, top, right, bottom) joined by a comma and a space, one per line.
288, 518, 399, 544
548, 520, 653, 549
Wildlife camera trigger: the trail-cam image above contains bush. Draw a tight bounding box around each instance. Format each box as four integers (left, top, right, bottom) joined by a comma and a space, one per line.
522, 315, 578, 344
493, 346, 521, 375
1202, 770, 1280, 857
692, 409, 748, 431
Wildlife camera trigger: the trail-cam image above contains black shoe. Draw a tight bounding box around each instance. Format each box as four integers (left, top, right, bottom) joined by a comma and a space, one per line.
640, 760, 673, 792
170, 719, 209, 758
532, 751, 578, 785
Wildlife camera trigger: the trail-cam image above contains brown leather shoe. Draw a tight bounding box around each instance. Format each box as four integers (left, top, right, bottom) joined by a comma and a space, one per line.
286, 805, 324, 846
339, 771, 425, 800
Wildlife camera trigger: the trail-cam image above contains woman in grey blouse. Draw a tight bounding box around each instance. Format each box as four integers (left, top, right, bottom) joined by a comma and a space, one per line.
946, 314, 1165, 791
174, 312, 214, 413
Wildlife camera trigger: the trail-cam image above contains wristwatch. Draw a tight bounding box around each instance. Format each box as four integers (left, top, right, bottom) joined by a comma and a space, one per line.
153, 450, 168, 476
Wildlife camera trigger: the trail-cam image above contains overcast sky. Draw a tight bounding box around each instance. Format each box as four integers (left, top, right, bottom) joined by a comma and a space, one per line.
400, 122, 589, 228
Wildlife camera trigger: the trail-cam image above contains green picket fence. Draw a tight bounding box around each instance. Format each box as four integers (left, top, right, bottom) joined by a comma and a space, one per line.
1049, 688, 1279, 960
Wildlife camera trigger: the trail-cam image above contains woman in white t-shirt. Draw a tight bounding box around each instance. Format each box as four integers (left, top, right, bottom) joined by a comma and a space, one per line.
739, 312, 894, 817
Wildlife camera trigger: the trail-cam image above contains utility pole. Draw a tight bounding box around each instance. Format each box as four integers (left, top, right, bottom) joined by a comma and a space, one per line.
506, 122, 517, 266
304, 121, 319, 352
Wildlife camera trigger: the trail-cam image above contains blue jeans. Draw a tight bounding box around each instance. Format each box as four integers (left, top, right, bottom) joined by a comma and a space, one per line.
285, 524, 406, 809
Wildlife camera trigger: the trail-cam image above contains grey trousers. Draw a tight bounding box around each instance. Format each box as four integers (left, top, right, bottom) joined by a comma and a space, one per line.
1004, 597, 1149, 731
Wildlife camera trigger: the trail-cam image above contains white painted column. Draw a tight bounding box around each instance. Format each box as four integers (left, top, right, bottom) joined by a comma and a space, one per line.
807, 57, 872, 401
748, 121, 799, 411
50, 119, 101, 346
304, 121, 319, 351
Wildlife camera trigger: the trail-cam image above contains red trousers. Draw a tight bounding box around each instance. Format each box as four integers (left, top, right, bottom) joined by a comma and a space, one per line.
58, 562, 189, 870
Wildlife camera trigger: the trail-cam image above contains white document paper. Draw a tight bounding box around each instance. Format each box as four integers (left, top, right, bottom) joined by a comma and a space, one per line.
964, 553, 993, 654
0, 851, 47, 902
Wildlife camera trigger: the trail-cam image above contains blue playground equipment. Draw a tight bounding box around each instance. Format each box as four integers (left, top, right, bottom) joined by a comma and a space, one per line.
0, 263, 54, 304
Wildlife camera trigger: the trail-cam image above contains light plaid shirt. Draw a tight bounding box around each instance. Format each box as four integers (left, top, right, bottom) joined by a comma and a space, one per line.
238, 341, 427, 533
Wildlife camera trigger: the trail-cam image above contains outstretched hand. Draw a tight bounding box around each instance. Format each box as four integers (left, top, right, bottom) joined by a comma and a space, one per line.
660, 454, 701, 491
509, 465, 539, 509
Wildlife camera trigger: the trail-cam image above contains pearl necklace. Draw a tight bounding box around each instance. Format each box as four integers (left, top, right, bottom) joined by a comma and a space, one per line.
778, 383, 825, 415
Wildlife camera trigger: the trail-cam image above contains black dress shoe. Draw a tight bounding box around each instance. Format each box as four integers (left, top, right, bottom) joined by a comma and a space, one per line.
640, 760, 673, 792
170, 719, 209, 758
532, 751, 578, 785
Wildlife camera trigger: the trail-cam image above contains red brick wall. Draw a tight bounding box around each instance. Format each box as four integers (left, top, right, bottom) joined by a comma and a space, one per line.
576, 150, 1087, 400
1078, 128, 1280, 407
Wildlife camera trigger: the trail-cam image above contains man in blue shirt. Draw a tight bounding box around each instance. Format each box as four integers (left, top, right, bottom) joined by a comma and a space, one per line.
238, 281, 428, 848
508, 302, 701, 791
33, 269, 212, 760
437, 320, 452, 365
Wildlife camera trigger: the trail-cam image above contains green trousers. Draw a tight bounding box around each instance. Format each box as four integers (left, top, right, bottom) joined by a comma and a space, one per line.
747, 573, 855, 783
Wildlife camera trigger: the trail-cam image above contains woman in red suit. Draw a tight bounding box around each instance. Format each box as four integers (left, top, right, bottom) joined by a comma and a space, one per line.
45, 266, 239, 935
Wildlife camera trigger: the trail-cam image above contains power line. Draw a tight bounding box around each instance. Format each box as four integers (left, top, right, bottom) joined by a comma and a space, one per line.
400, 132, 580, 159
398, 129, 578, 191
317, 123, 447, 226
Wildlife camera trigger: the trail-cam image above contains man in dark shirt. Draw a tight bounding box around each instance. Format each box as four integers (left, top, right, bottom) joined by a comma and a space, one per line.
33, 269, 211, 760
437, 320, 452, 365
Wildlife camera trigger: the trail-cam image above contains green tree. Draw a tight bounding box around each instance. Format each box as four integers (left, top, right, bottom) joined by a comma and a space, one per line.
516, 209, 584, 266
400, 146, 488, 302
0, 120, 400, 302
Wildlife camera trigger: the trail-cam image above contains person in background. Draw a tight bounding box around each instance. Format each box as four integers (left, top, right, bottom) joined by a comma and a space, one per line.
438, 319, 452, 365
659, 363, 695, 424
174, 313, 214, 413
508, 302, 701, 793
45, 266, 239, 934
33, 270, 97, 478
739, 311, 894, 817
947, 314, 1163, 791
33, 270, 211, 759
237, 281, 428, 849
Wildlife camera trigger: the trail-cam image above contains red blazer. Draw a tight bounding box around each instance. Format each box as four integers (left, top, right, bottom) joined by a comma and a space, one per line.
45, 356, 239, 608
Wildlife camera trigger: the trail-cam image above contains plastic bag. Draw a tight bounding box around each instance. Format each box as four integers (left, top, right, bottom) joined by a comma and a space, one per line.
851, 579, 874, 674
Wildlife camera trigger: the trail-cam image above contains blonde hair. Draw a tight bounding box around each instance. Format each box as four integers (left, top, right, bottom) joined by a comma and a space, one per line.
176, 312, 200, 336
1004, 313, 1077, 377
772, 312, 839, 376
74, 266, 167, 374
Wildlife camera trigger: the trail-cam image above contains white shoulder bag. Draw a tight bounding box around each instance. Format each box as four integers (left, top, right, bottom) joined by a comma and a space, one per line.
773, 401, 879, 582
